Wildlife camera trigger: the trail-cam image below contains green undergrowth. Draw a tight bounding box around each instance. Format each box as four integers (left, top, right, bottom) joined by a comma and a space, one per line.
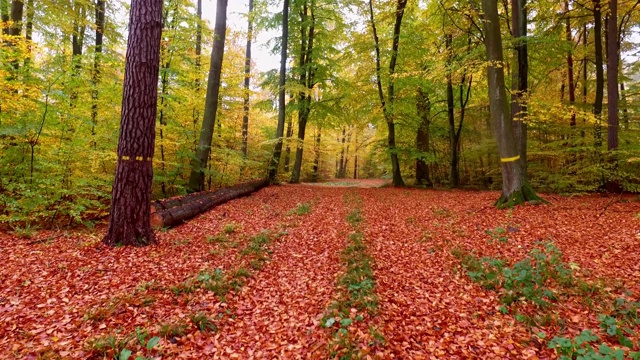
323, 194, 383, 359
86, 327, 160, 360
454, 241, 640, 358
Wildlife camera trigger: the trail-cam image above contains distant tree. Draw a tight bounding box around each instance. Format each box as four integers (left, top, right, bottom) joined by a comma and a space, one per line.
268, 0, 290, 182
241, 0, 254, 158
188, 0, 228, 192
103, 0, 164, 247
607, 0, 618, 150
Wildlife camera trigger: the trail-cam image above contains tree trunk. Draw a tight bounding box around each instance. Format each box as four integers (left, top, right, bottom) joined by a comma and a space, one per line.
445, 34, 457, 187
267, 0, 289, 182
511, 0, 528, 172
368, 0, 406, 186
415, 87, 432, 187
102, 0, 163, 247
241, 0, 254, 158
192, 0, 202, 152
151, 179, 268, 228
593, 0, 604, 147
564, 0, 576, 128
8, 0, 23, 73
337, 126, 346, 178
70, 0, 86, 104
607, 0, 618, 150
291, 0, 316, 184
481, 0, 542, 207
22, 0, 32, 68
312, 126, 321, 182
620, 82, 629, 131
284, 108, 293, 172
91, 0, 105, 138
188, 0, 228, 192
353, 132, 358, 179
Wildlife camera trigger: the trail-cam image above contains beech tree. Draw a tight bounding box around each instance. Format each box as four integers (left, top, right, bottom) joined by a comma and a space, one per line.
188, 0, 228, 192
241, 0, 254, 158
481, 0, 542, 207
103, 0, 164, 246
268, 0, 290, 182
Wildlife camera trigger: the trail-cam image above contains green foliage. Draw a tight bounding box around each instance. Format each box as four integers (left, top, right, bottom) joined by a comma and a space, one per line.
158, 321, 188, 338
190, 312, 217, 333
288, 202, 312, 216
485, 226, 508, 243
459, 242, 574, 309
547, 330, 635, 360
223, 222, 237, 234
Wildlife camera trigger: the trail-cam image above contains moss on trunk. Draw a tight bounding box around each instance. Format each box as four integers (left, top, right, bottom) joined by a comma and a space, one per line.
495, 183, 548, 208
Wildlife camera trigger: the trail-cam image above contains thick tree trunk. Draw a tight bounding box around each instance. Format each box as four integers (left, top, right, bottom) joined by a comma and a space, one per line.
188, 0, 228, 192
192, 0, 202, 151
607, 0, 618, 150
337, 126, 346, 178
241, 0, 253, 158
593, 0, 604, 147
267, 0, 289, 182
8, 0, 22, 37
415, 87, 432, 187
445, 34, 458, 187
151, 179, 268, 228
22, 0, 31, 68
103, 0, 163, 247
70, 1, 86, 104
481, 0, 542, 207
511, 0, 528, 172
91, 0, 105, 137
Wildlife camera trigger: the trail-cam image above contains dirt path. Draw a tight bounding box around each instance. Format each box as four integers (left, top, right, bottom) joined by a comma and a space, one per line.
200, 186, 348, 358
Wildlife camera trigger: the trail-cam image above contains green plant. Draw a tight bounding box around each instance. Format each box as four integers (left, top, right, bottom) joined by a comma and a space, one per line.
198, 268, 231, 297
190, 312, 217, 333
485, 226, 508, 243
169, 280, 196, 296
547, 330, 636, 359
206, 233, 228, 244
223, 222, 237, 234
158, 321, 187, 338
289, 202, 312, 215
346, 209, 363, 227
87, 332, 134, 357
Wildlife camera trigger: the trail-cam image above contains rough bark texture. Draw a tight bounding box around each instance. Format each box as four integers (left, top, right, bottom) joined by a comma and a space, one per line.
151, 179, 268, 228
241, 0, 253, 158
267, 0, 289, 182
481, 0, 542, 208
369, 0, 406, 187
188, 0, 228, 192
1, 0, 9, 35
415, 87, 432, 187
102, 0, 163, 247
607, 0, 618, 150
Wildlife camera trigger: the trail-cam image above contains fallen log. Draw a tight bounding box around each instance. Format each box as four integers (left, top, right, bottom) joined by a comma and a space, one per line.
150, 179, 269, 228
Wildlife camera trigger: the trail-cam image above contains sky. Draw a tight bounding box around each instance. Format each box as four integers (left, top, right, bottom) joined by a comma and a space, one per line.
201, 0, 281, 73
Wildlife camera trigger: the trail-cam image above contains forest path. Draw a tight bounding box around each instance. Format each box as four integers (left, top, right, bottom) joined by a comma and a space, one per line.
357, 188, 543, 358
200, 186, 348, 358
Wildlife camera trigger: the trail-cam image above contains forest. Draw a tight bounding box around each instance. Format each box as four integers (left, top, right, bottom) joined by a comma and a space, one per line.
1, 0, 640, 358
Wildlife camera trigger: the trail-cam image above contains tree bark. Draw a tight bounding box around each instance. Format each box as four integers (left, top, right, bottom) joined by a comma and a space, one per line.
607, 0, 618, 150
267, 0, 289, 182
291, 0, 316, 184
481, 0, 542, 207
103, 0, 163, 247
91, 0, 105, 138
70, 1, 86, 104
241, 0, 254, 158
564, 0, 576, 128
511, 0, 528, 172
593, 0, 604, 147
445, 34, 457, 187
415, 87, 432, 187
1, 0, 9, 35
151, 179, 268, 228
188, 0, 228, 192
369, 0, 406, 186
192, 0, 202, 151
22, 0, 32, 67
312, 126, 321, 182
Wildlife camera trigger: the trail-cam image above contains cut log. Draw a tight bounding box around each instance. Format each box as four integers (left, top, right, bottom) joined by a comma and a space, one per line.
150, 179, 269, 228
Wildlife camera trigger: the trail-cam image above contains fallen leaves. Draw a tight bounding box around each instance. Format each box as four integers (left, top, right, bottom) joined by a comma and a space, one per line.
1, 185, 639, 358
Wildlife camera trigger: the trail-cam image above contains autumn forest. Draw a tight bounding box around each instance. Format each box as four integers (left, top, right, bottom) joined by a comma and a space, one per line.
1, 0, 640, 358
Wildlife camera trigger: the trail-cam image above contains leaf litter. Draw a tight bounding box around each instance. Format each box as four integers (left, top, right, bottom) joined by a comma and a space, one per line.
1, 184, 639, 358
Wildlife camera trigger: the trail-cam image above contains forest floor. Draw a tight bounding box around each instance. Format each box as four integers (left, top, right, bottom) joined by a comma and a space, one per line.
1, 182, 640, 359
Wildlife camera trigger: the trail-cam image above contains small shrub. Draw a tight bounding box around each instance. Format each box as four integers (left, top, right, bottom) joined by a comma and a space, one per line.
289, 202, 312, 216
206, 233, 228, 244
190, 312, 217, 333
158, 321, 188, 338
223, 223, 237, 234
